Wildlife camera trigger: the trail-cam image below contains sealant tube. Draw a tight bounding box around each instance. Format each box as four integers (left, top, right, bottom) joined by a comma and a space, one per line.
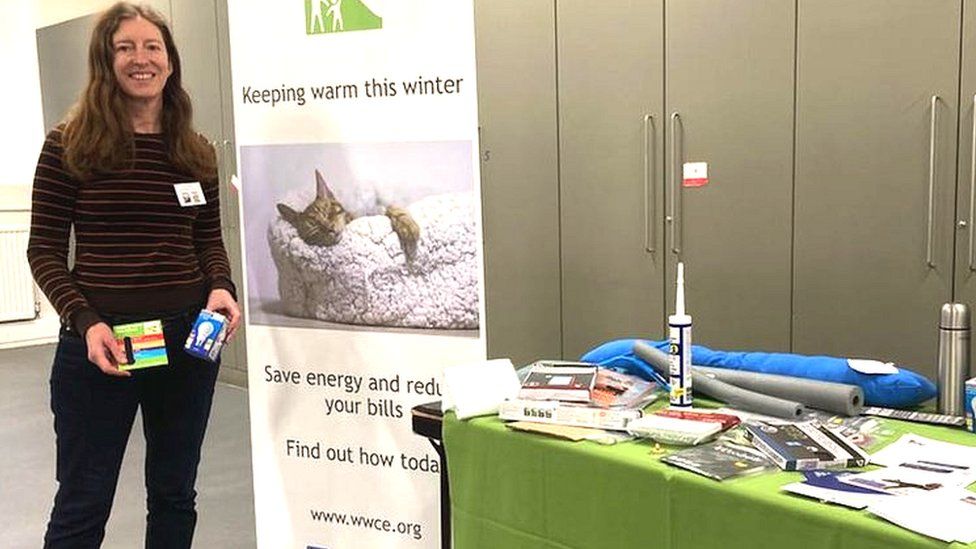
634, 342, 805, 419
668, 318, 692, 407
669, 262, 693, 407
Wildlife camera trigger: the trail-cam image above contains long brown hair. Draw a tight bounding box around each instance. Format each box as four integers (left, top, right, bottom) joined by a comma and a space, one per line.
61, 2, 216, 182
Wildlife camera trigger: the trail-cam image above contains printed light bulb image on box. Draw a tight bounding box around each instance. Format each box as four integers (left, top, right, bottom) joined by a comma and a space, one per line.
195, 321, 214, 346
184, 310, 228, 363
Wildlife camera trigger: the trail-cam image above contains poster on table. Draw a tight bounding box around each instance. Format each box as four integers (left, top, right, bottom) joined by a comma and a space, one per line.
226, 1, 484, 547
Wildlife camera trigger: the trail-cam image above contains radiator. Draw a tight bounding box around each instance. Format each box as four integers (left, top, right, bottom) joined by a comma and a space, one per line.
0, 229, 39, 323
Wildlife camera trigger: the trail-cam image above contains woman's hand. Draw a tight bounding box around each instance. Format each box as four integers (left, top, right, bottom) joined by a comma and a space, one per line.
84, 322, 131, 377
205, 288, 241, 341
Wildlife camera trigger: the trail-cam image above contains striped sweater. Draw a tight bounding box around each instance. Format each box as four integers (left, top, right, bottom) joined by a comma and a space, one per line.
28, 127, 236, 335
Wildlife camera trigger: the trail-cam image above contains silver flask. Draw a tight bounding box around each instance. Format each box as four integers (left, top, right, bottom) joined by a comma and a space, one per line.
938, 303, 970, 416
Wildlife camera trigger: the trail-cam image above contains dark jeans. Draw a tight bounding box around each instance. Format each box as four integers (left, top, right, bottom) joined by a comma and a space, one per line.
44, 310, 219, 549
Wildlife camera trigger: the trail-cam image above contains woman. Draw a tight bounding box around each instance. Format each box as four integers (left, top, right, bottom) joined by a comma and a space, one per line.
27, 3, 240, 547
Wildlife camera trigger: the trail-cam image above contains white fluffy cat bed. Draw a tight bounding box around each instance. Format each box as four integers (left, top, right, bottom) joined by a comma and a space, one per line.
268, 191, 480, 329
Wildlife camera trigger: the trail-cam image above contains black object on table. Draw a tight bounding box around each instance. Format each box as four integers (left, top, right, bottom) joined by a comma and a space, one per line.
411, 401, 449, 549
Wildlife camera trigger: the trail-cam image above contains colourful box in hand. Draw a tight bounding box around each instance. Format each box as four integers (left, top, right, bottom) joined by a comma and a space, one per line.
966, 377, 976, 433
184, 310, 228, 363
113, 320, 168, 370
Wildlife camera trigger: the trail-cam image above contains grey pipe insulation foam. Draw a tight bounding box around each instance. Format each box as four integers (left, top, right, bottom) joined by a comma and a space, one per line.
693, 366, 864, 417
632, 342, 805, 420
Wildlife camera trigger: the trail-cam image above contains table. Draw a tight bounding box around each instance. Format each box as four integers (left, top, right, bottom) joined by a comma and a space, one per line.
443, 411, 976, 549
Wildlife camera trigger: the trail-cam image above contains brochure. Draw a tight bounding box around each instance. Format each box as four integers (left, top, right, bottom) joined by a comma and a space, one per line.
654, 409, 741, 431
627, 414, 724, 446
781, 470, 891, 510
112, 320, 168, 370
839, 433, 976, 494
743, 421, 870, 471
498, 398, 645, 431
589, 368, 660, 409
505, 421, 633, 445
518, 363, 598, 403
839, 466, 952, 496
869, 433, 976, 472
717, 407, 881, 448
801, 470, 889, 495
867, 489, 976, 544
661, 441, 771, 481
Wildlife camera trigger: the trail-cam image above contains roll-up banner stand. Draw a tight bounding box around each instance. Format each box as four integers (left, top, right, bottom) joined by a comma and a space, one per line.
226, 2, 484, 546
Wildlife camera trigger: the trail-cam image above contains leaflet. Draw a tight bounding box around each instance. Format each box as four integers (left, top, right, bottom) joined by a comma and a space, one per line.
869, 433, 976, 471
867, 489, 976, 544
661, 441, 772, 481
841, 433, 976, 494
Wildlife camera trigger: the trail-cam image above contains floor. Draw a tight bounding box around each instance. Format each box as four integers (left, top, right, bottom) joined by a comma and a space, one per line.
0, 343, 257, 548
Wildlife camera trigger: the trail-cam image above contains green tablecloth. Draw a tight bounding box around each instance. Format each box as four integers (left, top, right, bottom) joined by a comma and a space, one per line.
444, 412, 976, 549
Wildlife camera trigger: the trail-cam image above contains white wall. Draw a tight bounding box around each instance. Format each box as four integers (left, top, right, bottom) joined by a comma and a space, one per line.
2, 0, 173, 189
0, 0, 122, 348
0, 0, 178, 348
36, 0, 120, 27
1, 1, 50, 347
1, 1, 45, 190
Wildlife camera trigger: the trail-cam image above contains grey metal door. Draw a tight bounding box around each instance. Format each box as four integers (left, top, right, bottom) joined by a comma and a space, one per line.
36, 14, 96, 130
793, 0, 961, 379
664, 0, 795, 352
953, 0, 976, 379
172, 0, 247, 378
558, 0, 665, 359
475, 0, 561, 365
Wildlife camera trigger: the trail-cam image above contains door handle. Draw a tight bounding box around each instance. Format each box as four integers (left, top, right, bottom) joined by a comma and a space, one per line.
211, 139, 224, 184
643, 114, 655, 253
969, 95, 976, 271
221, 140, 232, 165
926, 95, 939, 268
669, 112, 681, 255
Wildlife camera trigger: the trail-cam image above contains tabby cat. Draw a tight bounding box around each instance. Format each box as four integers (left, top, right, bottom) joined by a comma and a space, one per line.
276, 169, 421, 256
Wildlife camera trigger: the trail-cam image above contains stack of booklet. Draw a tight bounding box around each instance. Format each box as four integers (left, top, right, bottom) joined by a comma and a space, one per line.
742, 421, 870, 471
628, 409, 742, 446
498, 361, 659, 431
657, 414, 870, 482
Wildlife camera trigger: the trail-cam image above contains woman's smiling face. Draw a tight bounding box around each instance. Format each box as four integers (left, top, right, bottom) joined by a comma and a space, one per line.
111, 16, 172, 102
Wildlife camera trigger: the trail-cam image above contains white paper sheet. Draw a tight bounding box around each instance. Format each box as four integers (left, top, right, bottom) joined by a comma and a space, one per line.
868, 489, 976, 544
847, 358, 898, 375
443, 358, 519, 419
870, 433, 976, 469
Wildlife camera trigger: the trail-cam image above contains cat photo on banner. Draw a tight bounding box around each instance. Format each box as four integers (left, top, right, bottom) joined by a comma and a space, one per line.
240, 140, 480, 332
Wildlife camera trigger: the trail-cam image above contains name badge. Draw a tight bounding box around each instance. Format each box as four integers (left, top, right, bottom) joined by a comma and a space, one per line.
174, 182, 207, 207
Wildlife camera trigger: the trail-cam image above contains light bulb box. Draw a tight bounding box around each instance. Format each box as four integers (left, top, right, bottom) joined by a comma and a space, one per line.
966, 377, 976, 434
184, 310, 228, 363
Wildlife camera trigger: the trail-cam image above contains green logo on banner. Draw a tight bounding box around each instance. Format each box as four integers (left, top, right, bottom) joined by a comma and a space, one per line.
305, 0, 383, 34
